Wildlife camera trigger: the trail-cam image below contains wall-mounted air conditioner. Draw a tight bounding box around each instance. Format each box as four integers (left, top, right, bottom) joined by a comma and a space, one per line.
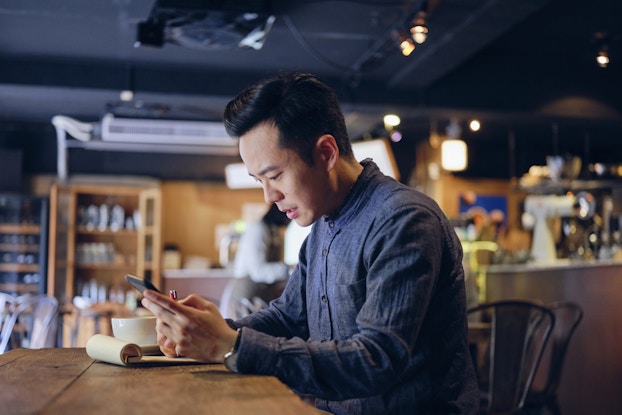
53, 114, 239, 182
101, 113, 233, 147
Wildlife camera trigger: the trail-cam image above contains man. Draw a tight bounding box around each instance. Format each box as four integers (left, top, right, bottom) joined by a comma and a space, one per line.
142, 72, 479, 414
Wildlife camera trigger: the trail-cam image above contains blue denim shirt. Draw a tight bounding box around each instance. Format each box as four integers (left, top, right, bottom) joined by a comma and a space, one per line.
232, 160, 478, 415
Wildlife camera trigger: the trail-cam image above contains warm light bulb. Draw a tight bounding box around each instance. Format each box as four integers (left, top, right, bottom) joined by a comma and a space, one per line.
410, 10, 428, 45
469, 119, 481, 132
410, 25, 428, 44
597, 51, 609, 68
400, 39, 415, 56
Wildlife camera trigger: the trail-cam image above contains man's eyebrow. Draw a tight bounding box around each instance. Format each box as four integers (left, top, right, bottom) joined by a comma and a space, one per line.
256, 165, 279, 177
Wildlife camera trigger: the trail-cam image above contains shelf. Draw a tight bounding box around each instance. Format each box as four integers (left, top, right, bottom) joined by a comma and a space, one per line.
75, 227, 138, 236
75, 264, 136, 271
518, 178, 622, 194
0, 194, 49, 296
0, 283, 39, 293
0, 224, 41, 234
0, 244, 40, 252
0, 263, 39, 272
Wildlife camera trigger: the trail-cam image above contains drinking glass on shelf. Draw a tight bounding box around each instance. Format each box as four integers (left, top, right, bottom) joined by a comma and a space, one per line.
98, 204, 109, 232
110, 204, 125, 232
85, 205, 99, 231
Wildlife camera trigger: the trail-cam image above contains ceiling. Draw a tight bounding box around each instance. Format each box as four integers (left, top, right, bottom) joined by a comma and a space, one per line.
1, 0, 621, 181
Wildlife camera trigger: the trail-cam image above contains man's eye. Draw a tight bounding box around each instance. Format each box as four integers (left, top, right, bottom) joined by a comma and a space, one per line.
269, 173, 282, 181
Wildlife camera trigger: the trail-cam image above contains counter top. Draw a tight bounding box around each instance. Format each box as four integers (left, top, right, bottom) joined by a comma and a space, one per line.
484, 258, 622, 273
162, 269, 234, 305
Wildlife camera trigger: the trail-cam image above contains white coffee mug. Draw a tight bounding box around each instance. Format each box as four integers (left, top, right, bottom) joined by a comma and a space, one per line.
111, 316, 157, 346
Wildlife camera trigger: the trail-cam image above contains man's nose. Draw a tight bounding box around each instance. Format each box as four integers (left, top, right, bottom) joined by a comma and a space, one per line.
262, 183, 282, 204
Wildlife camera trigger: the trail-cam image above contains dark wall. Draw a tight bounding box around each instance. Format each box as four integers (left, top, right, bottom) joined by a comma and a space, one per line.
0, 148, 23, 192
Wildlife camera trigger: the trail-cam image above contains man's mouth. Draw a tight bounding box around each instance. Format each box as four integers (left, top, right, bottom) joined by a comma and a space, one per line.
285, 208, 298, 220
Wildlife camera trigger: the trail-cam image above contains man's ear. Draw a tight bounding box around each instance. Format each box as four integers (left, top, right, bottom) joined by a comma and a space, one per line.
315, 134, 338, 171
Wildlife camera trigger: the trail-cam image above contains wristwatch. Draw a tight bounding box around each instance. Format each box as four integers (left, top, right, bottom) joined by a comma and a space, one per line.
224, 328, 242, 373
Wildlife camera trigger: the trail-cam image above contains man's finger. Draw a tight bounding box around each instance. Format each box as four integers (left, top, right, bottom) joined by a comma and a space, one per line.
141, 290, 179, 316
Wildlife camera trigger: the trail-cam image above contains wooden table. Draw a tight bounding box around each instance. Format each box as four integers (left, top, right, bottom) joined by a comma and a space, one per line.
0, 348, 323, 415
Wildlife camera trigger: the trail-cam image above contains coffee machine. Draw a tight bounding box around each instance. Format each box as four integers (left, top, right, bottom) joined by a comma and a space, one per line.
523, 194, 576, 262
523, 192, 597, 262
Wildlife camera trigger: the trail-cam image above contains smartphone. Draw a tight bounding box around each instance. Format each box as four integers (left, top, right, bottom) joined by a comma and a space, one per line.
125, 274, 161, 295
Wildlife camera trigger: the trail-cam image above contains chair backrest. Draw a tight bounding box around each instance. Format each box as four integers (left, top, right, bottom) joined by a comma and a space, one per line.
0, 293, 18, 353
0, 294, 59, 352
531, 301, 583, 398
219, 278, 272, 320
468, 300, 555, 414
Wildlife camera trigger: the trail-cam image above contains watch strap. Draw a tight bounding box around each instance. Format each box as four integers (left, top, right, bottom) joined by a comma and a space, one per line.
224, 328, 241, 372
232, 328, 242, 352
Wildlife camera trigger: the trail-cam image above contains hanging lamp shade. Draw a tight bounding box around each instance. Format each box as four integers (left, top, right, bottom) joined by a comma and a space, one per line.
441, 139, 467, 171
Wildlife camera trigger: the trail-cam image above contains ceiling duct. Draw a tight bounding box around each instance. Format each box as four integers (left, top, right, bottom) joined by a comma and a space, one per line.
136, 0, 275, 50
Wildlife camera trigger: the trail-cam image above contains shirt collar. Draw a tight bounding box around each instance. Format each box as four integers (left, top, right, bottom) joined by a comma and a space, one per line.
323, 158, 380, 226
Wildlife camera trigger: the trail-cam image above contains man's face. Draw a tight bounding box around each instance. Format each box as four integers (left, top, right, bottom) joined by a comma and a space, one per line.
239, 122, 328, 227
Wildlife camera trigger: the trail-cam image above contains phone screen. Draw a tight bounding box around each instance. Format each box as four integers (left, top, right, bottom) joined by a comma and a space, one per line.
125, 274, 161, 295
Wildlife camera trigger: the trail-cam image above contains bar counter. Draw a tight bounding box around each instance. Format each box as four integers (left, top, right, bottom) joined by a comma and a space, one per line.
0, 348, 323, 415
484, 259, 622, 415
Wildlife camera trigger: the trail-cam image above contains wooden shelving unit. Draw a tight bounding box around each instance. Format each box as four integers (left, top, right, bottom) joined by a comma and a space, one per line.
48, 182, 162, 300
47, 182, 162, 346
0, 195, 49, 296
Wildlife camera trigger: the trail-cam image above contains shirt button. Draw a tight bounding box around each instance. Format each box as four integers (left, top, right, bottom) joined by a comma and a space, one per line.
321, 295, 327, 302
322, 249, 328, 256
329, 221, 334, 228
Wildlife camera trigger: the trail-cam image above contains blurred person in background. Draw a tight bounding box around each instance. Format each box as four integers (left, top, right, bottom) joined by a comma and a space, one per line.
225, 203, 291, 315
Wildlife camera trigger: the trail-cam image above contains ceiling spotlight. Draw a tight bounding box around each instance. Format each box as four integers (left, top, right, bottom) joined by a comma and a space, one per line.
119, 90, 134, 102
399, 36, 416, 56
384, 114, 401, 129
410, 11, 428, 44
469, 119, 481, 132
596, 45, 609, 68
389, 129, 403, 143
383, 114, 402, 142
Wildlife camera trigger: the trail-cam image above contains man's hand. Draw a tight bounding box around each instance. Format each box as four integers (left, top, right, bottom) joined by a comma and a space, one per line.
141, 290, 239, 363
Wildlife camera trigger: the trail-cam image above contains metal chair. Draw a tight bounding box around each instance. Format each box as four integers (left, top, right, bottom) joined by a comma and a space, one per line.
0, 293, 59, 353
219, 278, 274, 319
232, 296, 269, 319
0, 292, 18, 353
468, 300, 555, 414
524, 302, 583, 415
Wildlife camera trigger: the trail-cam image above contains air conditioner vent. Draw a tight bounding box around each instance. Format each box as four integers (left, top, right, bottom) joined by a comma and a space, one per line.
101, 114, 233, 147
